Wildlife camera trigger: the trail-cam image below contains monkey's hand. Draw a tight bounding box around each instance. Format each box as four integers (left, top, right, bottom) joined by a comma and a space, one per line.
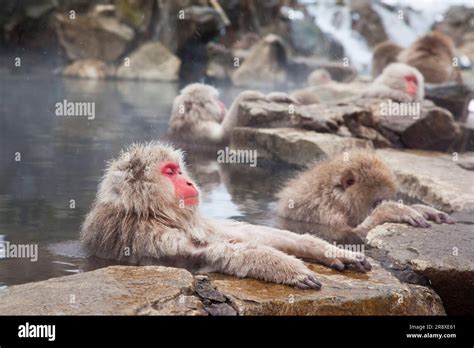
410, 204, 455, 224
367, 201, 431, 228
297, 235, 371, 273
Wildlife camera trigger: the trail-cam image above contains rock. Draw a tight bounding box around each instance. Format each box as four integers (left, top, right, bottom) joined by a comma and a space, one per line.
376, 148, 474, 212
350, 0, 388, 47
0, 262, 446, 315
424, 82, 474, 122
231, 34, 288, 87
63, 59, 113, 79
457, 153, 474, 170
209, 262, 445, 315
231, 127, 373, 167
114, 0, 154, 32
455, 123, 474, 152
116, 42, 181, 81
433, 6, 474, 47
280, 9, 344, 58
235, 98, 369, 132
55, 13, 134, 62
0, 266, 205, 315
366, 211, 474, 315
377, 102, 460, 151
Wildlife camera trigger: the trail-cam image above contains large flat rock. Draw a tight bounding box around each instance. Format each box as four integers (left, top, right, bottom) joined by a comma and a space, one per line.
209, 262, 444, 315
367, 211, 474, 315
0, 262, 444, 315
376, 149, 474, 212
231, 127, 373, 167
0, 266, 205, 315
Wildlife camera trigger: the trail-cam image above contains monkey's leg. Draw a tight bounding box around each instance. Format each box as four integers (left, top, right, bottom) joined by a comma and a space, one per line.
352, 201, 431, 239
199, 241, 322, 289
410, 204, 455, 224
216, 220, 371, 273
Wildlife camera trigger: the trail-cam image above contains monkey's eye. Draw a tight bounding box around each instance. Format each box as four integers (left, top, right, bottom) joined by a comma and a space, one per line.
164, 169, 174, 175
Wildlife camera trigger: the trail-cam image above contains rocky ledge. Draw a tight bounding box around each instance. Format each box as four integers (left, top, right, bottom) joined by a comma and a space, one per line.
366, 211, 474, 315
0, 263, 444, 316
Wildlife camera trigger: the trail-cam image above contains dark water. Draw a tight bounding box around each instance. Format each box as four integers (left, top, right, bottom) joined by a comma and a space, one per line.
0, 75, 296, 288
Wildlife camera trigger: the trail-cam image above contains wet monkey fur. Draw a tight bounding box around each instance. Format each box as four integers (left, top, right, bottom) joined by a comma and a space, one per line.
277, 151, 454, 241
81, 142, 371, 289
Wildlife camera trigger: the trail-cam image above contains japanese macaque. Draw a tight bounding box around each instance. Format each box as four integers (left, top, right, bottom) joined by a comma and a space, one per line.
398, 32, 462, 84
277, 151, 454, 241
372, 41, 403, 78
169, 83, 227, 144
81, 142, 371, 289
372, 32, 462, 83
362, 63, 425, 102
169, 84, 293, 144
308, 69, 333, 86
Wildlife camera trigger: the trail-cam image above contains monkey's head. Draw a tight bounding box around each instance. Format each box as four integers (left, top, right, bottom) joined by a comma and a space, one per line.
96, 142, 200, 221
378, 63, 425, 101
335, 152, 397, 223
308, 69, 332, 86
175, 83, 226, 122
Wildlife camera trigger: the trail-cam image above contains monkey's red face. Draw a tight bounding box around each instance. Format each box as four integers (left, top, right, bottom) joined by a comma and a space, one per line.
160, 161, 199, 206
216, 99, 227, 121
404, 75, 418, 97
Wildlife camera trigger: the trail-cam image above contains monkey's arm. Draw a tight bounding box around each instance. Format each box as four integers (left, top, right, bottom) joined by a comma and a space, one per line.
214, 220, 371, 273
221, 90, 265, 137
351, 201, 431, 238
154, 227, 320, 289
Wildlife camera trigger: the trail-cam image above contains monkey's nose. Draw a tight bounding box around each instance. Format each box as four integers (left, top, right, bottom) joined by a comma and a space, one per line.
186, 181, 194, 187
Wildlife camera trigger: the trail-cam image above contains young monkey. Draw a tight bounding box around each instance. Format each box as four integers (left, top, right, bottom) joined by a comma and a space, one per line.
277, 151, 454, 240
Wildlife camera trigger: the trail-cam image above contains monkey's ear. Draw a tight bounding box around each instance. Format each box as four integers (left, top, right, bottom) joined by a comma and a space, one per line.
341, 171, 356, 190
127, 154, 146, 181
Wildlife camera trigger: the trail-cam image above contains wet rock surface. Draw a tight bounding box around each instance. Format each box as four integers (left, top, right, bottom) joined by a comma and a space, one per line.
55, 13, 134, 62
231, 127, 372, 167
116, 42, 181, 81
376, 149, 474, 213
0, 263, 444, 316
366, 211, 474, 315
0, 266, 205, 315
209, 262, 444, 315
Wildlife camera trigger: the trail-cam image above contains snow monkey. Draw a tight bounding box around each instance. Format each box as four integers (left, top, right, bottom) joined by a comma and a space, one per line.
169, 84, 293, 144
277, 151, 454, 240
372, 32, 462, 83
362, 63, 425, 102
81, 142, 371, 289
169, 83, 227, 144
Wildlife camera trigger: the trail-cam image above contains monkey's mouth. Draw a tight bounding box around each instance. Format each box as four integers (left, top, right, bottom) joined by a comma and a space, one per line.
182, 195, 199, 206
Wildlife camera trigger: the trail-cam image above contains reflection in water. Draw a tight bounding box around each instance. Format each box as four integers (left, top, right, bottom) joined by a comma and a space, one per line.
0, 75, 294, 287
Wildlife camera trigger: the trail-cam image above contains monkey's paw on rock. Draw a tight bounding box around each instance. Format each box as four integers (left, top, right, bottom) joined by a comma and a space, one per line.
0, 264, 445, 315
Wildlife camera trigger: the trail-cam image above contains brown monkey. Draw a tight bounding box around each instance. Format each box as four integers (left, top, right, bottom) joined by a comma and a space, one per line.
398, 31, 462, 84
277, 151, 454, 240
362, 63, 425, 102
81, 142, 371, 289
169, 83, 227, 144
371, 41, 403, 78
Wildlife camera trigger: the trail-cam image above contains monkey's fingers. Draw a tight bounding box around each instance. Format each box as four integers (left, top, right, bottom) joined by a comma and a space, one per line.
405, 216, 430, 228
440, 214, 455, 224
295, 275, 322, 290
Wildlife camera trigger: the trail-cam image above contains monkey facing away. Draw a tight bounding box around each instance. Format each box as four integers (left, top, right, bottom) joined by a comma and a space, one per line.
372, 32, 462, 84
277, 151, 454, 240
81, 142, 371, 289
362, 63, 425, 103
